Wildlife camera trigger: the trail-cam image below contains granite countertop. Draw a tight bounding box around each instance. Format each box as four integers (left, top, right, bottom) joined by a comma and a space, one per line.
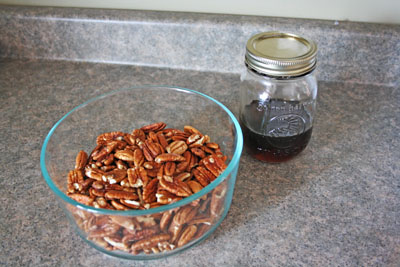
0, 6, 399, 267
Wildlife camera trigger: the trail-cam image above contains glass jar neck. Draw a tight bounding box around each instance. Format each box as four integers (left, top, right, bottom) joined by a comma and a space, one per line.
245, 63, 316, 80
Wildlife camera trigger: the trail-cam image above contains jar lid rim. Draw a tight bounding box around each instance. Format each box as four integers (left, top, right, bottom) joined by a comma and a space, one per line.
245, 32, 317, 77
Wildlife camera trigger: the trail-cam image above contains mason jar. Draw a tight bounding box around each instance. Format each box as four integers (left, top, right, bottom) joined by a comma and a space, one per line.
239, 32, 318, 163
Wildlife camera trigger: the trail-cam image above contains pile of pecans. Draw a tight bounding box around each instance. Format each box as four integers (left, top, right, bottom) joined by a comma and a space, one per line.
66, 122, 229, 255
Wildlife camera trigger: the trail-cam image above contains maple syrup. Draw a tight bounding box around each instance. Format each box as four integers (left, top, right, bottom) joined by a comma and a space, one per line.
240, 99, 313, 163
240, 121, 312, 162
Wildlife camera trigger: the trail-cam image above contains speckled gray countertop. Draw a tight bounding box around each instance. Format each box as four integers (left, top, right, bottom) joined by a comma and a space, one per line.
0, 6, 399, 267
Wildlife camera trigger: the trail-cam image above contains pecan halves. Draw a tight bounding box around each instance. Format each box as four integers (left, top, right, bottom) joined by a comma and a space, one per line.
192, 166, 215, 187
127, 166, 149, 188
68, 169, 84, 184
66, 122, 230, 255
67, 169, 85, 193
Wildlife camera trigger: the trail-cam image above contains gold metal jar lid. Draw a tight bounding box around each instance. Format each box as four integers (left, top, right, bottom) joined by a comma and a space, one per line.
245, 31, 317, 77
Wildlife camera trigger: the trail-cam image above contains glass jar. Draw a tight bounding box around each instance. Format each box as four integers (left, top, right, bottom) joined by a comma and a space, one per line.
239, 32, 318, 163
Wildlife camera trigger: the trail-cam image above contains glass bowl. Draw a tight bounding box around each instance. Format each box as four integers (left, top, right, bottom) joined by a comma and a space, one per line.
40, 86, 243, 260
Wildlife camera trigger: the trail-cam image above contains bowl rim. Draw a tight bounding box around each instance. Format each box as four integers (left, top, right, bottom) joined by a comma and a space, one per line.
40, 85, 243, 216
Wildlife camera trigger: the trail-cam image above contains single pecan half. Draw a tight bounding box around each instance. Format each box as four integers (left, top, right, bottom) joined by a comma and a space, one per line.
127, 167, 148, 188
157, 241, 176, 252
68, 193, 94, 206
131, 128, 145, 141
166, 140, 188, 155
131, 233, 171, 255
136, 215, 157, 227
108, 216, 140, 232
164, 162, 176, 176
188, 135, 208, 148
172, 205, 198, 226
188, 215, 213, 226
105, 190, 138, 200
176, 151, 191, 172
143, 178, 159, 203
122, 227, 159, 245
118, 197, 139, 207
140, 122, 167, 133
89, 188, 106, 197
68, 169, 84, 184
156, 189, 182, 205
190, 147, 206, 158
96, 131, 125, 145
133, 148, 144, 167
156, 132, 169, 149
110, 200, 129, 210
104, 236, 130, 251
159, 176, 192, 197
88, 222, 121, 238
94, 197, 114, 209
192, 166, 215, 187
160, 210, 174, 232
174, 172, 191, 182
114, 149, 135, 162
210, 183, 227, 218
75, 150, 88, 170
177, 225, 197, 247
67, 169, 85, 193
202, 155, 227, 178
187, 180, 203, 194
102, 169, 127, 184
145, 140, 162, 158
155, 153, 186, 163
100, 165, 115, 172
183, 125, 202, 135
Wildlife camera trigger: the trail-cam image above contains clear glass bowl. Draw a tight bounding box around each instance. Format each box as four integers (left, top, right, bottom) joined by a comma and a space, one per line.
40, 86, 243, 260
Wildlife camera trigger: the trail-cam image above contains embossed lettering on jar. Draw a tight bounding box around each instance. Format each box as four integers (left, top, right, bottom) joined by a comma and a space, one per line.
239, 31, 318, 162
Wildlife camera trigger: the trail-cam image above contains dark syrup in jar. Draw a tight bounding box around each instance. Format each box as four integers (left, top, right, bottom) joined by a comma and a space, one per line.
240, 99, 313, 163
